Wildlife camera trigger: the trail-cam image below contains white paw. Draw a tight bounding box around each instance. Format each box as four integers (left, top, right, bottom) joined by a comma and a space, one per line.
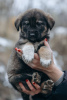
40, 58, 51, 67
22, 45, 34, 64
39, 46, 52, 67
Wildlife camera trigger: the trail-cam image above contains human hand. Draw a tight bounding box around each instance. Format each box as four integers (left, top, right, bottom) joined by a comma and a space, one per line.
19, 80, 41, 96
15, 47, 23, 56
28, 39, 63, 83
15, 39, 63, 82
27, 38, 55, 73
15, 39, 55, 73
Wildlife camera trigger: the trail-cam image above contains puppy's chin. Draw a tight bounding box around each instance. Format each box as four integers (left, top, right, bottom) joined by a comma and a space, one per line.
28, 38, 37, 43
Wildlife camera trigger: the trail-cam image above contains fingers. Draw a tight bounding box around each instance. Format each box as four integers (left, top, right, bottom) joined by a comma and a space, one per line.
32, 58, 40, 65
28, 53, 40, 68
44, 39, 51, 50
51, 52, 54, 64
32, 59, 38, 64
32, 53, 40, 64
15, 47, 23, 56
15, 47, 23, 53
19, 81, 41, 96
19, 83, 30, 95
34, 53, 40, 60
32, 82, 41, 94
32, 82, 41, 90
26, 79, 36, 91
28, 63, 37, 69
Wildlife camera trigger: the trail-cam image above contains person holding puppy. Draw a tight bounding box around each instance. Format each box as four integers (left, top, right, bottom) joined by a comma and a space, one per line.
18, 39, 67, 100
7, 9, 67, 100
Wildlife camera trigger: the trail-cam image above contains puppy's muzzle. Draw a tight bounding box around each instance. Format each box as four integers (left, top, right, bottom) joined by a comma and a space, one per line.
28, 30, 38, 41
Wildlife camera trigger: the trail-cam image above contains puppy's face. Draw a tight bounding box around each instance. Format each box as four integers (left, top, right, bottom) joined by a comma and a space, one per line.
15, 9, 55, 42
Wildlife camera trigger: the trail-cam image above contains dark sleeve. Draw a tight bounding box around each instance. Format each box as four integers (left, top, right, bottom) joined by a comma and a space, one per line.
48, 71, 67, 100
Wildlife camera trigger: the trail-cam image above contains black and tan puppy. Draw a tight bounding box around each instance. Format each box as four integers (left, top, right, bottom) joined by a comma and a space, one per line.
7, 9, 55, 100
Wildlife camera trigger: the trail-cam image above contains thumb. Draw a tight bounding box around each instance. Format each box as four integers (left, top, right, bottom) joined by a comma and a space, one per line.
44, 38, 51, 51
34, 53, 40, 60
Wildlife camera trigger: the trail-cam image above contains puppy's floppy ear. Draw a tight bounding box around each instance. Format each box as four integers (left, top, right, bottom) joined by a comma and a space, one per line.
15, 18, 21, 31
46, 14, 55, 30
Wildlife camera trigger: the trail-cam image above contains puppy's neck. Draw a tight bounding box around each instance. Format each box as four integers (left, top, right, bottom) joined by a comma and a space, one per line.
33, 40, 44, 52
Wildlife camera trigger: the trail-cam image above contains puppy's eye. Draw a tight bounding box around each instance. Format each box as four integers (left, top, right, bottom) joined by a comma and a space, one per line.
24, 21, 29, 25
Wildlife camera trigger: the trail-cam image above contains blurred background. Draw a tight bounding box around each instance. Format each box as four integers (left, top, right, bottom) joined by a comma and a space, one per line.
0, 0, 67, 100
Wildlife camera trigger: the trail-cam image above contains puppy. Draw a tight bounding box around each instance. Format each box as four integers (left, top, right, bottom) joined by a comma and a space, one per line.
7, 9, 55, 100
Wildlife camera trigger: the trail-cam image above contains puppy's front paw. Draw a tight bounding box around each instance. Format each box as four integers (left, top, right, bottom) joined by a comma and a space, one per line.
39, 46, 52, 67
32, 72, 41, 84
22, 43, 34, 63
41, 80, 54, 94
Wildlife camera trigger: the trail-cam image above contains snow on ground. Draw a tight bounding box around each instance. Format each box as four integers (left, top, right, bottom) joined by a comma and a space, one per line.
0, 64, 12, 87
0, 37, 14, 47
3, 73, 12, 88
54, 27, 67, 35
17, 98, 22, 100
0, 65, 5, 73
50, 26, 67, 39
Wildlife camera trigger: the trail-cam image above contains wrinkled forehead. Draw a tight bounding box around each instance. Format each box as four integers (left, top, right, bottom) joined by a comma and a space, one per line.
22, 11, 45, 21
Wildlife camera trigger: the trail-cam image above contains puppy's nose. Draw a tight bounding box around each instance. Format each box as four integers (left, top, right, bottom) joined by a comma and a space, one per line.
29, 30, 38, 35
29, 30, 35, 36
28, 30, 38, 39
30, 33, 35, 36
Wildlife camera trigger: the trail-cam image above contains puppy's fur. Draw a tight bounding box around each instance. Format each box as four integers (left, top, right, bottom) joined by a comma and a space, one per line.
7, 9, 55, 100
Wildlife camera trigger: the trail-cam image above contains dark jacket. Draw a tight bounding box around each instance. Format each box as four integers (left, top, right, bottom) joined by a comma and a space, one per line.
32, 71, 67, 100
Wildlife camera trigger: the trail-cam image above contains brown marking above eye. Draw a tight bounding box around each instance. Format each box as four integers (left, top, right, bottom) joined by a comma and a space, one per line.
36, 20, 43, 24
